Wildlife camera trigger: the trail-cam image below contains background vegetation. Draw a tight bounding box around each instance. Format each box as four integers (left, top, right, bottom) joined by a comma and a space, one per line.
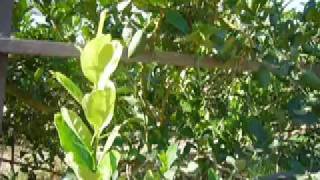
1, 0, 320, 179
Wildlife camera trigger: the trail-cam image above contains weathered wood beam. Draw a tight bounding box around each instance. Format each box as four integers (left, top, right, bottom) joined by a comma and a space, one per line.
0, 38, 261, 71
0, 38, 79, 58
0, 0, 14, 136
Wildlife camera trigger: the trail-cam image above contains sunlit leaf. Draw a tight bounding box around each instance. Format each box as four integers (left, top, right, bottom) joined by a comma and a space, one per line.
54, 114, 96, 180
53, 72, 84, 104
98, 150, 121, 180
60, 107, 92, 149
128, 29, 144, 58
82, 84, 116, 134
34, 67, 44, 82
97, 40, 123, 89
100, 125, 120, 159
166, 144, 178, 168
80, 34, 113, 85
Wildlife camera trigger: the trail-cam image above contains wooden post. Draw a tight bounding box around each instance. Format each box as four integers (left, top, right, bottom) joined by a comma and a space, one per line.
0, 0, 14, 135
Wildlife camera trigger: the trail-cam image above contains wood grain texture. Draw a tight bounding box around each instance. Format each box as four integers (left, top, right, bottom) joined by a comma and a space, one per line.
0, 0, 14, 135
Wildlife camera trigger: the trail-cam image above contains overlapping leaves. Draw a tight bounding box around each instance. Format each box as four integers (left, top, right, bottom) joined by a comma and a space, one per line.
53, 12, 123, 179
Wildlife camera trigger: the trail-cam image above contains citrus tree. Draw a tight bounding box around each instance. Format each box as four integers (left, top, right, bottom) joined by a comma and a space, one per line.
2, 0, 320, 179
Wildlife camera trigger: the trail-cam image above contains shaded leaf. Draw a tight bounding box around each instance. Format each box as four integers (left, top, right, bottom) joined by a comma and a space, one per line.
288, 97, 319, 125
299, 70, 320, 90
165, 10, 189, 34
255, 67, 271, 88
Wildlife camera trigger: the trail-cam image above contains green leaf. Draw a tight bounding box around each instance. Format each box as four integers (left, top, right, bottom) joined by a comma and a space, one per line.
288, 97, 318, 125
159, 151, 168, 173
100, 125, 120, 159
60, 108, 92, 149
80, 34, 114, 85
235, 159, 246, 171
255, 67, 271, 88
208, 168, 219, 180
165, 10, 189, 34
180, 100, 192, 112
97, 150, 121, 180
289, 160, 305, 174
54, 114, 96, 180
159, 146, 178, 177
53, 72, 84, 104
299, 70, 320, 90
34, 67, 44, 82
128, 30, 144, 58
144, 170, 161, 180
97, 40, 123, 89
166, 145, 178, 168
82, 84, 116, 134
246, 119, 270, 148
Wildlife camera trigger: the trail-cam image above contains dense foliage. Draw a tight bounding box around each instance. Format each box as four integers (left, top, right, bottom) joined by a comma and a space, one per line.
2, 0, 320, 179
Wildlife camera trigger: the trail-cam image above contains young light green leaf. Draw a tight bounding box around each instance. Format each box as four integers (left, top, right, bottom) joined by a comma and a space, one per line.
166, 144, 178, 168
100, 125, 120, 162
54, 113, 95, 179
159, 144, 178, 174
53, 72, 84, 104
60, 107, 92, 149
159, 151, 169, 173
80, 34, 113, 85
82, 85, 116, 134
97, 150, 121, 180
34, 67, 44, 82
128, 29, 144, 58
97, 41, 123, 89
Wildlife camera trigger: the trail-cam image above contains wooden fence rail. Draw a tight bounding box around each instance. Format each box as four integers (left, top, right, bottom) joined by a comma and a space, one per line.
0, 38, 261, 70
